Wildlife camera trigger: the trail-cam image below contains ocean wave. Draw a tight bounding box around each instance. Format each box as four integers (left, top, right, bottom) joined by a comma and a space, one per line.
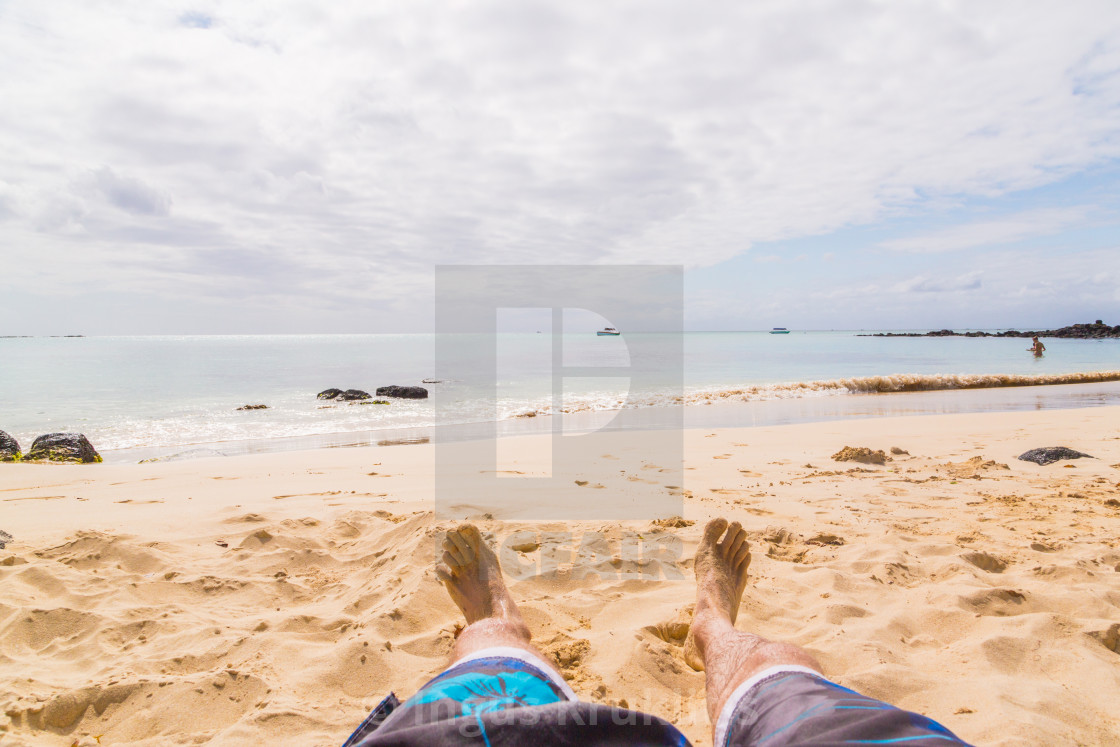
689, 370, 1120, 399
85, 370, 1120, 452
503, 370, 1120, 418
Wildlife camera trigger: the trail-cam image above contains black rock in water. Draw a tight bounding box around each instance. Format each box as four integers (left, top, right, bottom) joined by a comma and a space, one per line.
26, 433, 102, 463
376, 385, 429, 399
339, 389, 372, 401
317, 388, 344, 400
1017, 447, 1093, 465
0, 430, 21, 462
237, 404, 270, 410
863, 320, 1120, 338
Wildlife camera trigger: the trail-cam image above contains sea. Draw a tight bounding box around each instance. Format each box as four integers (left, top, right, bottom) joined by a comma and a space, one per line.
2, 332, 1119, 463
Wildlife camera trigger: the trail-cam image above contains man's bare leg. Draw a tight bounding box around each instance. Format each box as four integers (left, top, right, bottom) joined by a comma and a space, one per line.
435, 524, 563, 677
684, 518, 823, 727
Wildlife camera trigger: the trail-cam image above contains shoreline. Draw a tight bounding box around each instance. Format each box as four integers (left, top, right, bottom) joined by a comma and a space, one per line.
5, 331, 1120, 461
81, 378, 1120, 464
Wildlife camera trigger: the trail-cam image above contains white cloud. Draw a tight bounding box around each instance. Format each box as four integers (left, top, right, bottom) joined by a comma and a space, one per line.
0, 0, 1119, 331
893, 272, 983, 294
84, 167, 173, 216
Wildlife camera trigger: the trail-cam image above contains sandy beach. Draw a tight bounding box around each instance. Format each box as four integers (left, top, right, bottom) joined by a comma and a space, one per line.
2, 405, 1119, 746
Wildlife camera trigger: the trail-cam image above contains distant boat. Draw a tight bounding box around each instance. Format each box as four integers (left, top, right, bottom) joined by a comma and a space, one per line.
770, 327, 791, 334
597, 327, 621, 336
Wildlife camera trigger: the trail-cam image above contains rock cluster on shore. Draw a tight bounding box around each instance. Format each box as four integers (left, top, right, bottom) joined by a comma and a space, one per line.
0, 430, 22, 462
317, 385, 429, 402
0, 432, 103, 463
376, 385, 428, 399
862, 320, 1120, 338
317, 388, 372, 401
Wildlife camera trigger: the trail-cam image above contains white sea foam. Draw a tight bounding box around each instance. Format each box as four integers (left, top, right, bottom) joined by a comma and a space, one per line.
488, 370, 1120, 420
682, 369, 1120, 400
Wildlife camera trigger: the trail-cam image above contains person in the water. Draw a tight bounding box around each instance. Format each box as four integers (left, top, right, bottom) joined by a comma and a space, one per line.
342, 518, 972, 746
1029, 336, 1046, 357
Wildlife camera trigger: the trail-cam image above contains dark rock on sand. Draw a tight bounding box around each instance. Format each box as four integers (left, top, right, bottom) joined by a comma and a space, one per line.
376, 385, 428, 399
26, 433, 102, 463
317, 388, 344, 400
0, 529, 12, 549
237, 404, 270, 410
1017, 447, 1094, 465
0, 430, 21, 462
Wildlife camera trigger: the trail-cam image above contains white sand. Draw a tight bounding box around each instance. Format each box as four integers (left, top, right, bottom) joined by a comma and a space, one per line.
2, 406, 1119, 745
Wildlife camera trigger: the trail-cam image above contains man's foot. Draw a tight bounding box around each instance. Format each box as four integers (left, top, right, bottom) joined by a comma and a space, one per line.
684, 518, 752, 671
436, 524, 525, 629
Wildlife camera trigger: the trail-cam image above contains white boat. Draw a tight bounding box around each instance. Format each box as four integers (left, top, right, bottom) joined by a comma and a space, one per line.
770, 327, 791, 334
597, 327, 621, 336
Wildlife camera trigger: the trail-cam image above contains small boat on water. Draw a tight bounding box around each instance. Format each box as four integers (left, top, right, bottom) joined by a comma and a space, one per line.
597, 327, 621, 336
770, 327, 791, 334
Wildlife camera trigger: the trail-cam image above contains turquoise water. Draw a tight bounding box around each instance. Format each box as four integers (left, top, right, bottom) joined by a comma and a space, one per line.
1, 332, 1118, 456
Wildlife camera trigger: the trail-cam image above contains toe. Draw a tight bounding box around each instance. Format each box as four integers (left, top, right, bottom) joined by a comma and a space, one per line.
733, 542, 751, 569
448, 530, 473, 562
459, 524, 484, 547
723, 522, 745, 555
442, 549, 464, 569
442, 538, 466, 565
435, 564, 453, 584
701, 518, 729, 547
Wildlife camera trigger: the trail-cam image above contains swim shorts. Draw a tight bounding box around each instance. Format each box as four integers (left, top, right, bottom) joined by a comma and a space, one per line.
714, 664, 972, 746
342, 646, 689, 746
343, 652, 969, 746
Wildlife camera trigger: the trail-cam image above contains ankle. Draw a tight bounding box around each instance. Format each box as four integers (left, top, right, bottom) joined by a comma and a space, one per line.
690, 609, 732, 655
693, 594, 734, 626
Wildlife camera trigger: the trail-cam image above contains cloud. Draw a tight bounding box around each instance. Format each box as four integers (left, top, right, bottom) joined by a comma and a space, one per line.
0, 185, 16, 222
86, 167, 173, 216
879, 207, 1091, 253
0, 1, 1118, 331
894, 272, 983, 294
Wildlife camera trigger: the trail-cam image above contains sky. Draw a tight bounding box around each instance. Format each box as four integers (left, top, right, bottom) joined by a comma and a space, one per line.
1, 0, 1119, 334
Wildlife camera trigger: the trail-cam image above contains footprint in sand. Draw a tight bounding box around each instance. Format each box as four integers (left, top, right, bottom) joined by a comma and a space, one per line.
959, 587, 1028, 616
1088, 623, 1120, 654
961, 551, 1008, 573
